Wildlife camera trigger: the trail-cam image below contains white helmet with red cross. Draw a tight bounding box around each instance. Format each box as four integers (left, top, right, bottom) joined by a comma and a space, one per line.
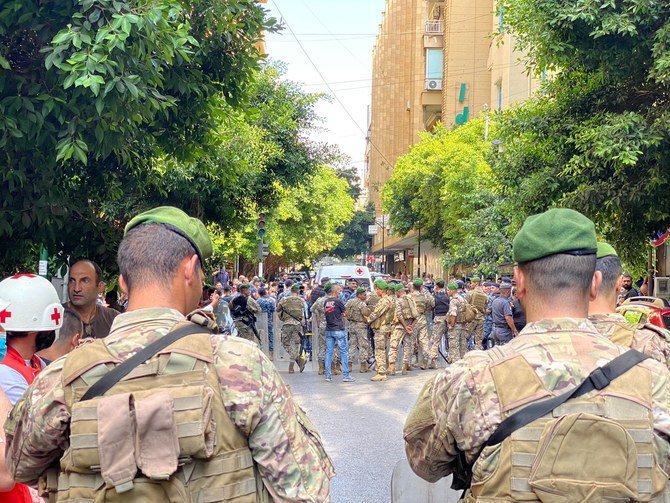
0, 274, 64, 331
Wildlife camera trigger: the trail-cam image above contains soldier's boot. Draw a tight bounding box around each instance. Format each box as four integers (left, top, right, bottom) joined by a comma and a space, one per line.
402, 363, 412, 375
297, 355, 306, 373
371, 373, 387, 382
288, 362, 295, 374
428, 358, 437, 369
387, 363, 396, 375
318, 361, 325, 375
419, 357, 428, 370
360, 361, 369, 373
333, 362, 342, 375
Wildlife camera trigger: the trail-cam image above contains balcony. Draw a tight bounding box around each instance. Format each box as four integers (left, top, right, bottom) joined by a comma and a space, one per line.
425, 20, 444, 34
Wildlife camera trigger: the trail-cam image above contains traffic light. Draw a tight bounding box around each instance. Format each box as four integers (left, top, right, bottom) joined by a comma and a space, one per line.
258, 242, 269, 261
257, 213, 266, 238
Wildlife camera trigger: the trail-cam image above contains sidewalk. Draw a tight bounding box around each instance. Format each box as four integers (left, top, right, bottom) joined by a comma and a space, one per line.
282, 365, 441, 502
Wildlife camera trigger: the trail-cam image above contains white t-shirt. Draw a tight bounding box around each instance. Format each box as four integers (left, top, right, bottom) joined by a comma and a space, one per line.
0, 364, 29, 405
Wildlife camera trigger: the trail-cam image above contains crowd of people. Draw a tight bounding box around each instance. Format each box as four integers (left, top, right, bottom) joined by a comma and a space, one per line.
1, 205, 670, 502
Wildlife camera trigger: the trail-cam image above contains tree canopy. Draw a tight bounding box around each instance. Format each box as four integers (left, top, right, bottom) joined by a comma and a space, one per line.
494, 0, 670, 267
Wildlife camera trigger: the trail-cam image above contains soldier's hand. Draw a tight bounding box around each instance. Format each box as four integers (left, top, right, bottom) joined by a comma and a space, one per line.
405, 326, 413, 334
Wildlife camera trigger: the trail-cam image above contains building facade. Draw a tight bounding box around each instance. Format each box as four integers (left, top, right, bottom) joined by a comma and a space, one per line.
365, 0, 539, 278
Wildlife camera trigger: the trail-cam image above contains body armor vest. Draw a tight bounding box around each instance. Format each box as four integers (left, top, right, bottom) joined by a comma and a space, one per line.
466, 349, 669, 503
469, 290, 488, 314
55, 325, 271, 503
411, 292, 427, 315
279, 296, 304, 323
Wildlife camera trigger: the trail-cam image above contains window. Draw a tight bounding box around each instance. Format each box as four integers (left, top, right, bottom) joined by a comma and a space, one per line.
425, 48, 443, 80
496, 82, 503, 111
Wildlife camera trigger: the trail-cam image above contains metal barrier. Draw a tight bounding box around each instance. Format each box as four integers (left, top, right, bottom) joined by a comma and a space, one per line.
272, 313, 318, 371
391, 458, 459, 502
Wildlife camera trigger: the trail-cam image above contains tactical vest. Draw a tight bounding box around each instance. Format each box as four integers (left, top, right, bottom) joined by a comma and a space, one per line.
411, 292, 427, 315
55, 325, 271, 503
370, 297, 394, 329
469, 290, 488, 314
279, 296, 304, 324
401, 296, 419, 321
466, 349, 668, 503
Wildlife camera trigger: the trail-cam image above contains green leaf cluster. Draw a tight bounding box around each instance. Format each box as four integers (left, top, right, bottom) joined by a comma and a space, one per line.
382, 118, 512, 273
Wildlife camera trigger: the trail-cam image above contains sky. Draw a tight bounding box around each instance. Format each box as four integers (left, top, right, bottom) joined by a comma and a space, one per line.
263, 0, 387, 180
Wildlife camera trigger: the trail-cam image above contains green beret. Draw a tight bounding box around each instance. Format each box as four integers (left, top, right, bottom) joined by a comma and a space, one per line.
374, 279, 388, 290
412, 278, 423, 287
239, 283, 251, 290
436, 280, 445, 288
290, 283, 301, 292
471, 276, 481, 283
324, 282, 333, 293
447, 282, 458, 290
356, 286, 367, 295
596, 242, 618, 259
512, 208, 597, 263
394, 282, 405, 291
125, 206, 213, 263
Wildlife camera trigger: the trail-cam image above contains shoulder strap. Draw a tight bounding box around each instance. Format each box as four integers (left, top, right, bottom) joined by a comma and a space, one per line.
485, 349, 649, 446
80, 322, 209, 402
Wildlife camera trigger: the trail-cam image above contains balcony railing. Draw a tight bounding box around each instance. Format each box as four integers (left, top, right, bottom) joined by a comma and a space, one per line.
425, 20, 444, 34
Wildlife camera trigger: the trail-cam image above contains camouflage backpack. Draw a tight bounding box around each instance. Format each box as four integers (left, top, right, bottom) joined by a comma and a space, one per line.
468, 290, 488, 314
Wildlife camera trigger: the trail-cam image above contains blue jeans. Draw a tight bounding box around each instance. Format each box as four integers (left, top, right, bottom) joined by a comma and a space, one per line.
325, 330, 350, 378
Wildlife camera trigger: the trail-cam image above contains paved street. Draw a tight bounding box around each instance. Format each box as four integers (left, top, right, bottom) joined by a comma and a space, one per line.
282, 365, 442, 502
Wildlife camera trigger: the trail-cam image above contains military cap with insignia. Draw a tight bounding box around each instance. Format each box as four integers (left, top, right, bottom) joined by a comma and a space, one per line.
125, 206, 213, 264
513, 208, 597, 263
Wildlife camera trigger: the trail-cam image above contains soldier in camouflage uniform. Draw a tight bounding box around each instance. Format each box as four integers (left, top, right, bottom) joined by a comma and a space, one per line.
428, 279, 450, 368
589, 242, 670, 368
404, 208, 670, 502
410, 278, 435, 369
277, 283, 308, 373
4, 206, 334, 502
446, 282, 468, 363
465, 276, 487, 350
345, 287, 372, 373
367, 280, 395, 382
310, 287, 340, 375
230, 283, 260, 342
389, 283, 418, 375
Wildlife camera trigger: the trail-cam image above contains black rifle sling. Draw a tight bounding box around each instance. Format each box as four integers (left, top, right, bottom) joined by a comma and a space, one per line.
80, 323, 209, 402
485, 349, 649, 447
451, 349, 649, 492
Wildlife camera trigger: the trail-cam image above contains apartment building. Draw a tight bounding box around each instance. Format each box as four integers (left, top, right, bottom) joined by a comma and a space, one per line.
365, 0, 538, 277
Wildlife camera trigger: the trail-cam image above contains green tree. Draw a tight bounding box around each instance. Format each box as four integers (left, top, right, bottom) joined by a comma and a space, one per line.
0, 0, 274, 273
495, 0, 670, 267
330, 204, 375, 260
383, 118, 511, 272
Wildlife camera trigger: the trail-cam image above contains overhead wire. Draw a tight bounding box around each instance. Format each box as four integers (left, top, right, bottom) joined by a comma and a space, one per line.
270, 0, 394, 169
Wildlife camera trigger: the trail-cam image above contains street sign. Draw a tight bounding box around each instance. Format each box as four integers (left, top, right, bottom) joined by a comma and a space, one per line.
375, 214, 389, 228
368, 225, 378, 235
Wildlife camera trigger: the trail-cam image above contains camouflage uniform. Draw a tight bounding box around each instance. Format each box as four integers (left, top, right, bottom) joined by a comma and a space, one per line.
447, 295, 468, 363
344, 296, 371, 367
389, 293, 417, 369
5, 308, 334, 501
367, 295, 395, 374
466, 287, 487, 350
589, 312, 670, 369
277, 295, 306, 362
310, 296, 339, 365
410, 290, 435, 366
234, 295, 261, 342
404, 318, 670, 501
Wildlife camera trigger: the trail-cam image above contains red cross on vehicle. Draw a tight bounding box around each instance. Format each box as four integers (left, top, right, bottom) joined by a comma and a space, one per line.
355, 267, 364, 276
11, 274, 36, 279
51, 307, 61, 325
0, 309, 11, 323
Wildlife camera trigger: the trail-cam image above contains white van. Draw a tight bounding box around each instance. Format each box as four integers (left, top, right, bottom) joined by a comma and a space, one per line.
315, 264, 373, 289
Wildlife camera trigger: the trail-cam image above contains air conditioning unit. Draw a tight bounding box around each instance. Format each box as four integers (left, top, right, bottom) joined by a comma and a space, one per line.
654, 277, 670, 297
425, 78, 442, 91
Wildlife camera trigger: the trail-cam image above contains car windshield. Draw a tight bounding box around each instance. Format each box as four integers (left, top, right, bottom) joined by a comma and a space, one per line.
328, 277, 371, 288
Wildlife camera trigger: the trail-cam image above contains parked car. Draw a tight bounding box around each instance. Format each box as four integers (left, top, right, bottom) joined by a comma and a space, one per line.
616, 296, 670, 330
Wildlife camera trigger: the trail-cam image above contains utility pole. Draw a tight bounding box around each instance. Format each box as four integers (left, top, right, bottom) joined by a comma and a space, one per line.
417, 227, 421, 278
257, 213, 268, 279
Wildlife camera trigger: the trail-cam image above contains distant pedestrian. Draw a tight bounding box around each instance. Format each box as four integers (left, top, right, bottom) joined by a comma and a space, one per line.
491, 283, 518, 345
257, 288, 276, 353
65, 260, 118, 338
